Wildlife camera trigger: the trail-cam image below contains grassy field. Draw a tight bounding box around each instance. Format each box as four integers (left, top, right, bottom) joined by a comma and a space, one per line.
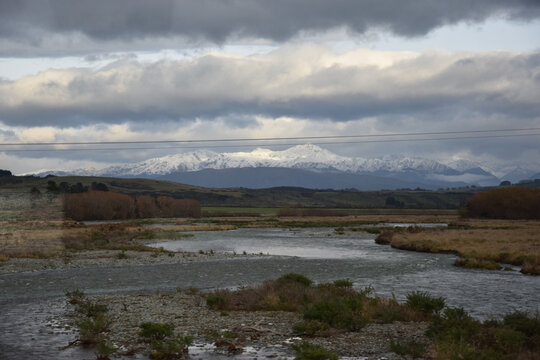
377, 219, 540, 275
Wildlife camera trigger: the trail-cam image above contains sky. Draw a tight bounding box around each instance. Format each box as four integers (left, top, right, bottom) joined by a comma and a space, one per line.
1, 0, 539, 175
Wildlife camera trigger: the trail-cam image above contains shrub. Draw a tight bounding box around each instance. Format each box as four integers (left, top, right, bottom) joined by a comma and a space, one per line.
406, 291, 445, 315
75, 312, 111, 345
149, 335, 193, 360
206, 293, 230, 310
503, 311, 540, 338
139, 322, 175, 341
303, 298, 366, 330
293, 342, 338, 360
278, 273, 313, 286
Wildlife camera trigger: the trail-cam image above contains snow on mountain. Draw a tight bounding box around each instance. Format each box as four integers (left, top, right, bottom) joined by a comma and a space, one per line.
500, 166, 539, 184
34, 144, 505, 187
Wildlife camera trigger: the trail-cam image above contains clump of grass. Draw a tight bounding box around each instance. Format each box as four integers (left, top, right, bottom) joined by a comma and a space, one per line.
303, 297, 367, 330
455, 257, 502, 270
0, 254, 9, 262
332, 279, 353, 288
139, 322, 192, 359
406, 291, 445, 316
375, 231, 393, 245
149, 335, 193, 360
139, 322, 175, 340
278, 273, 313, 286
292, 320, 330, 336
389, 339, 426, 358
206, 294, 230, 310
521, 259, 540, 275
293, 342, 338, 360
117, 251, 129, 259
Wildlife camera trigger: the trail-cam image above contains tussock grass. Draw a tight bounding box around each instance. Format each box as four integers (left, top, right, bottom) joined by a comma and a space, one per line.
206, 274, 428, 332
379, 220, 540, 275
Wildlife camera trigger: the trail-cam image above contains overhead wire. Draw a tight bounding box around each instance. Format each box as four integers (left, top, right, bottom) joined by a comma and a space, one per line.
1, 131, 540, 152
0, 127, 539, 147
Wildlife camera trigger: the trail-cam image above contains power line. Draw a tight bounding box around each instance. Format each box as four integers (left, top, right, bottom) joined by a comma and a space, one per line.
1, 127, 540, 147
2, 132, 540, 152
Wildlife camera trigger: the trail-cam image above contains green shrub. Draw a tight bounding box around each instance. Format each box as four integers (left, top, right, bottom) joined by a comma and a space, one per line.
292, 320, 330, 336
332, 279, 353, 288
503, 311, 540, 337
75, 312, 111, 345
303, 298, 366, 330
139, 322, 175, 340
94, 340, 116, 360
206, 294, 230, 309
149, 335, 193, 360
278, 273, 313, 286
293, 342, 338, 360
406, 291, 445, 315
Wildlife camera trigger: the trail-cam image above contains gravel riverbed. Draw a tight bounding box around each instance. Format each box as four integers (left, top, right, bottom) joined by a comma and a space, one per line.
72, 292, 430, 360
0, 250, 269, 274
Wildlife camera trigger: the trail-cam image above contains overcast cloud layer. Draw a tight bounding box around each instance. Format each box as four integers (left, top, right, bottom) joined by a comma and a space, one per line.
1, 0, 540, 56
0, 1, 539, 175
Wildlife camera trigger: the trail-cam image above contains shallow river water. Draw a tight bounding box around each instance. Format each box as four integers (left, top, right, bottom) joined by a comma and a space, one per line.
1, 227, 539, 359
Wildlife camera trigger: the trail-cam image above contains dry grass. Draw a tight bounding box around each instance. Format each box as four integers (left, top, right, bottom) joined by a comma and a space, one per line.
386, 219, 540, 274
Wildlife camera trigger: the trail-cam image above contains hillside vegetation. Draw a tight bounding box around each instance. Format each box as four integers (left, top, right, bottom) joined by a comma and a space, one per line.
1, 174, 477, 209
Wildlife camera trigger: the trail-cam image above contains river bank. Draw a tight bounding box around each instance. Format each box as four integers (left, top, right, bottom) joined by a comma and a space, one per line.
0, 249, 270, 274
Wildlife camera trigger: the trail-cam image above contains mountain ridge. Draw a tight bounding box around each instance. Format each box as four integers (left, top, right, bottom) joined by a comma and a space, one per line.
29, 144, 511, 189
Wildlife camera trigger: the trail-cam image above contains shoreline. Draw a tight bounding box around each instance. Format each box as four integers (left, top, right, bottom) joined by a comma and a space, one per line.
0, 249, 271, 275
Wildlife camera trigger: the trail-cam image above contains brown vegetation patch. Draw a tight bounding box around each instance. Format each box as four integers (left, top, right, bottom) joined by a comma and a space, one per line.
380, 220, 540, 275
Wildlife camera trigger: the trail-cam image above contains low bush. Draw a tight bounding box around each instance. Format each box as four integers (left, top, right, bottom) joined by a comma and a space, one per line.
406, 291, 445, 316
428, 307, 540, 359
293, 342, 338, 360
292, 320, 330, 336
149, 335, 193, 360
303, 298, 367, 330
278, 273, 313, 286
332, 279, 353, 288
206, 293, 230, 310
139, 322, 175, 341
75, 312, 111, 345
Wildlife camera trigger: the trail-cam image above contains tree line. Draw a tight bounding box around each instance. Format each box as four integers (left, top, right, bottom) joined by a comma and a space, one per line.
462, 187, 540, 219
64, 191, 201, 221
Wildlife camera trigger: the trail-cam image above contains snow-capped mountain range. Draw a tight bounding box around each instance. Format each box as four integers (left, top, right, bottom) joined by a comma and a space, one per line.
33, 144, 538, 189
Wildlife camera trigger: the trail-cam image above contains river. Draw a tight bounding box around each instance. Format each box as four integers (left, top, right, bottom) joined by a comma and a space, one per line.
1, 227, 539, 359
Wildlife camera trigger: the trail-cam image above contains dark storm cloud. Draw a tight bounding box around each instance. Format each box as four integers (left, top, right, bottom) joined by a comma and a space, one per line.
1, 0, 540, 56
